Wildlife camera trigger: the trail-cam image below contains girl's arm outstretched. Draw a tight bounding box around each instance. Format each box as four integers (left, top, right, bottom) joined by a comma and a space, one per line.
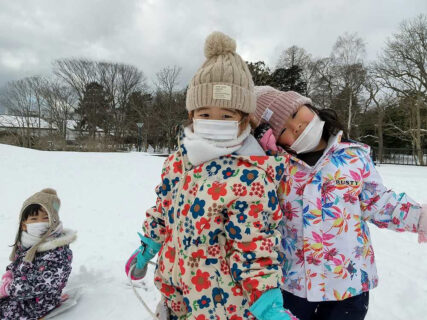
359, 151, 423, 236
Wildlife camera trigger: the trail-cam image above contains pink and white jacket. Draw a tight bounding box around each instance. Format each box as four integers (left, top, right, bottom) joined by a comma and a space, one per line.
277, 132, 423, 302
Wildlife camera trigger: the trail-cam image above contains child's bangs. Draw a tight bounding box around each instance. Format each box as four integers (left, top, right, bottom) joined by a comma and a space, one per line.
21, 204, 42, 221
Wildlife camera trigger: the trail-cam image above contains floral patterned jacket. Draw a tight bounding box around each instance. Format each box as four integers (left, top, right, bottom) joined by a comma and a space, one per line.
143, 140, 290, 319
0, 229, 75, 319
278, 132, 422, 302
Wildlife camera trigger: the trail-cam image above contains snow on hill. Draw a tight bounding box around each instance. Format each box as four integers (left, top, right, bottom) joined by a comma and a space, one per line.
0, 143, 426, 319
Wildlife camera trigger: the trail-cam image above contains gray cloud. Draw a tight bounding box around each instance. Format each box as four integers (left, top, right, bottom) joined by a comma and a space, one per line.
0, 0, 426, 91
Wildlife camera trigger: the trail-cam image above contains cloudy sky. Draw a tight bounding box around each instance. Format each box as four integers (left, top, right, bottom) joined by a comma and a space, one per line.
0, 0, 426, 90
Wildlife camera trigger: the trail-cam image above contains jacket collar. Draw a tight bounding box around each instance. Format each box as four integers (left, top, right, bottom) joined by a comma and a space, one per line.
287, 131, 370, 170
176, 127, 288, 186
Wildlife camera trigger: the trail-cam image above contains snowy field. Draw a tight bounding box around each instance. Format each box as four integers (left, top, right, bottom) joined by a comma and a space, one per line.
0, 143, 426, 320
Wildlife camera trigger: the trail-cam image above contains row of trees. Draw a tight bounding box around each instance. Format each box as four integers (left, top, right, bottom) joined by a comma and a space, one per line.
0, 15, 425, 161
248, 15, 426, 164
0, 61, 187, 151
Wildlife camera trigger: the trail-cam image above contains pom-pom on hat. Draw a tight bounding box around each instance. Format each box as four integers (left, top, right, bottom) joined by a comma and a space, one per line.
186, 31, 256, 114
253, 86, 313, 139
10, 188, 62, 262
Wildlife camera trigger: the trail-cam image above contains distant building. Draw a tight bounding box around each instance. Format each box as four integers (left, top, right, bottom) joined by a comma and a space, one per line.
0, 115, 98, 141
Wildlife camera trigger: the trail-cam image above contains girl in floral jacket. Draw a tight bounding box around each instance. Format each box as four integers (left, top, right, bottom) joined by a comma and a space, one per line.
126, 33, 297, 320
0, 188, 76, 320
252, 86, 427, 320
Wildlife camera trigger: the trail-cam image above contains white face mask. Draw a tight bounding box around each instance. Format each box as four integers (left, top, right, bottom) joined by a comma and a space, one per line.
290, 113, 325, 154
193, 119, 239, 141
26, 222, 50, 237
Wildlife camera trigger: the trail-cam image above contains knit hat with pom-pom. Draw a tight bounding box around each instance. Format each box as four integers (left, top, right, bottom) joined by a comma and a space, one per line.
10, 188, 62, 262
186, 31, 256, 113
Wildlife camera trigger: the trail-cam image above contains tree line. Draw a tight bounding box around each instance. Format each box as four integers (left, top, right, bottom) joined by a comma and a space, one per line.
0, 15, 425, 162
248, 15, 426, 165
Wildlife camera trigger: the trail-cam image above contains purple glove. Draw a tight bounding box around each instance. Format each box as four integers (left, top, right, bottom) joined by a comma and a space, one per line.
0, 271, 13, 298
418, 204, 427, 243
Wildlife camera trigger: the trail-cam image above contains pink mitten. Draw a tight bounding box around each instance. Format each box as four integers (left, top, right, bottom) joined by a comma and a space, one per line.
0, 271, 12, 298
259, 128, 279, 152
418, 204, 427, 243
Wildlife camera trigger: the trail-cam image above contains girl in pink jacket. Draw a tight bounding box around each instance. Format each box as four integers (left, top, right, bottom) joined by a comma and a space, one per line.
252, 86, 427, 320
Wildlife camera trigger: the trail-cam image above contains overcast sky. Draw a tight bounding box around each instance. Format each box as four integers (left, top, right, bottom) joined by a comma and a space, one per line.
0, 0, 426, 91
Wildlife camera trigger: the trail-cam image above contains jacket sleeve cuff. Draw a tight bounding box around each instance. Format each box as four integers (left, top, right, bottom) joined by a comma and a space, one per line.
418, 204, 427, 243
249, 288, 283, 318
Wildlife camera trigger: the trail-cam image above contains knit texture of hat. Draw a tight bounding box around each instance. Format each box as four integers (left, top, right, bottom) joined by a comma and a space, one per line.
186, 31, 256, 114
10, 188, 62, 262
253, 86, 313, 139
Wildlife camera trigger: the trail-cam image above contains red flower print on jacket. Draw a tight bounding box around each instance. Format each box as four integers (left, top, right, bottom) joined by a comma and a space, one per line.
191, 269, 211, 292
196, 217, 211, 234
165, 246, 176, 263
207, 181, 227, 200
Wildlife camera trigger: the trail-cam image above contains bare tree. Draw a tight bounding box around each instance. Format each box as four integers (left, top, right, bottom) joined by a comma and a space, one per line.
375, 14, 427, 164
153, 66, 186, 152
53, 59, 98, 101
363, 68, 399, 162
331, 33, 367, 136
154, 65, 182, 97
54, 58, 147, 144
40, 80, 77, 140
276, 46, 318, 96
310, 57, 337, 109
0, 78, 45, 147
98, 62, 146, 140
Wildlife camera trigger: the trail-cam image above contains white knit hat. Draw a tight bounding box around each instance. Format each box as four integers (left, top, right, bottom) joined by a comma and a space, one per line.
186, 31, 256, 114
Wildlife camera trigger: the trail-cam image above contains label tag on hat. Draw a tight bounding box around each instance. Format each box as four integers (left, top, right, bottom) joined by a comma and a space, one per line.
262, 108, 273, 121
213, 85, 232, 100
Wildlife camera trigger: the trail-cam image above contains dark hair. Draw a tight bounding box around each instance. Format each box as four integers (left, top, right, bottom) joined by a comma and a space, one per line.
308, 105, 349, 142
10, 204, 42, 248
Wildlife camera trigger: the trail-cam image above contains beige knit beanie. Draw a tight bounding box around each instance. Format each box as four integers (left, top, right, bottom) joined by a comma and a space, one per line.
10, 188, 61, 262
186, 31, 256, 114
253, 86, 313, 139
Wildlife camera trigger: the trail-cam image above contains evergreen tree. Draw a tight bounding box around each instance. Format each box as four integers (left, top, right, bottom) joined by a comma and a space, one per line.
270, 65, 307, 94
76, 82, 110, 138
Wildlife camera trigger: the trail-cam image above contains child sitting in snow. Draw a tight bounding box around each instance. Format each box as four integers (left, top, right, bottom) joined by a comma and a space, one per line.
251, 86, 427, 320
0, 188, 76, 320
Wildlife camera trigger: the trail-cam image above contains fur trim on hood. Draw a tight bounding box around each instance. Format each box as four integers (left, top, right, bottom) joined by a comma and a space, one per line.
36, 229, 77, 252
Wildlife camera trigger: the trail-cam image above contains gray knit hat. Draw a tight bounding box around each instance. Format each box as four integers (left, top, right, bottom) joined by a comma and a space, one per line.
253, 86, 313, 139
186, 31, 256, 114
10, 188, 61, 262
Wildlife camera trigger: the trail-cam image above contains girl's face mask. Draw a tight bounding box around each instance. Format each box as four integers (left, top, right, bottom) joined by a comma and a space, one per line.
290, 113, 325, 154
192, 106, 245, 141
193, 119, 240, 141
25, 222, 50, 237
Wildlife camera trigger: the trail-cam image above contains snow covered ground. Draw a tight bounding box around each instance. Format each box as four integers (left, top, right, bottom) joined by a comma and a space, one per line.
0, 143, 426, 320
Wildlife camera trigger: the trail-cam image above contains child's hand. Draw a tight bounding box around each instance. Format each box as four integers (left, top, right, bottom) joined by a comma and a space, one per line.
125, 233, 161, 280
0, 271, 12, 299
249, 288, 298, 320
418, 204, 427, 243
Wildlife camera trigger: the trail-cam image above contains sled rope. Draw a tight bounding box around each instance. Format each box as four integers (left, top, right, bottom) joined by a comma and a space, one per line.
128, 262, 159, 320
